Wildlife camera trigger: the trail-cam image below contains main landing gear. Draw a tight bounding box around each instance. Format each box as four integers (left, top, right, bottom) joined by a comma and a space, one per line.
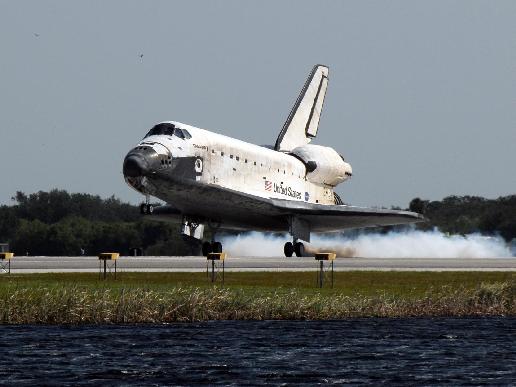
284, 241, 305, 257
202, 241, 223, 256
201, 220, 223, 256
284, 216, 310, 257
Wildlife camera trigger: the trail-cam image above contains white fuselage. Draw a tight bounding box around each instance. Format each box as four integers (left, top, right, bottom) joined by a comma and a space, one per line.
132, 121, 350, 206
122, 65, 423, 248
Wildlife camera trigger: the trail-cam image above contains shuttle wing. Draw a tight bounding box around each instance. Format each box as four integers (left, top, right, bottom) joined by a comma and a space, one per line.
275, 65, 329, 152
269, 198, 426, 232
152, 182, 424, 233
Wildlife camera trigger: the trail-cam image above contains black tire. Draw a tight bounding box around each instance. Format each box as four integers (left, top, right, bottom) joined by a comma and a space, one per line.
146, 204, 154, 214
140, 203, 146, 214
202, 241, 212, 256
284, 242, 294, 257
294, 242, 305, 257
212, 241, 223, 253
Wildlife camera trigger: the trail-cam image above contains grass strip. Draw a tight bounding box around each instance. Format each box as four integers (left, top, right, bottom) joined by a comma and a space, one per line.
0, 272, 514, 323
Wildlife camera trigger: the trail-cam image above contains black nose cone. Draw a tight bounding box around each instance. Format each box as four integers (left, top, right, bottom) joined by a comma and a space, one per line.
123, 155, 148, 177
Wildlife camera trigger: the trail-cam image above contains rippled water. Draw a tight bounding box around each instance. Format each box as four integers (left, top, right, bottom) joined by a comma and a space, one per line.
1, 318, 515, 385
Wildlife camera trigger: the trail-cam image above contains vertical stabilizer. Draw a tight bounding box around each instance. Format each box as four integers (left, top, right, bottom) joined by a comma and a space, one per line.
274, 65, 329, 152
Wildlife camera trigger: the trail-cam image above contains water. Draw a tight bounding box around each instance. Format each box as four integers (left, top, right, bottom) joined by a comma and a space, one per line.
1, 318, 515, 385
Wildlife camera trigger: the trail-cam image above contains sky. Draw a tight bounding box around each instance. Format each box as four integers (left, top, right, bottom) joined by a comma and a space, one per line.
0, 1, 514, 207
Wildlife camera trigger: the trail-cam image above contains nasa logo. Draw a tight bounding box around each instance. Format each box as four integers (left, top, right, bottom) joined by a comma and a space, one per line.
305, 192, 309, 201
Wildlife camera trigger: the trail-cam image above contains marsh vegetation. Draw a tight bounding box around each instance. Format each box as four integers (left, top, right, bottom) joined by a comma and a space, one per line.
1, 272, 514, 324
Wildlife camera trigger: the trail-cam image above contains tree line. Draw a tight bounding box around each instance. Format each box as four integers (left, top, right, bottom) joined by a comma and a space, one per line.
409, 195, 516, 241
0, 190, 195, 256
0, 189, 514, 256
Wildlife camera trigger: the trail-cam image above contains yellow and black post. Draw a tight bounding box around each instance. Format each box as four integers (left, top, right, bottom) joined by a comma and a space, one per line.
206, 252, 226, 284
0, 252, 13, 274
315, 252, 336, 288
98, 253, 119, 279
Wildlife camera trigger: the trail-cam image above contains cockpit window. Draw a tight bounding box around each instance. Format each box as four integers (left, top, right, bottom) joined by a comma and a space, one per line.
144, 123, 176, 138
174, 129, 185, 139
144, 123, 192, 140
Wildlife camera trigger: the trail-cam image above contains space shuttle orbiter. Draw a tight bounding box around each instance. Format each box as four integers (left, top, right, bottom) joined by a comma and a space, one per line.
123, 65, 424, 257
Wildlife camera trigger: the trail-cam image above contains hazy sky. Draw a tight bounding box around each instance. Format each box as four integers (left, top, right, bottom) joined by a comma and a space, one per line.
1, 1, 514, 207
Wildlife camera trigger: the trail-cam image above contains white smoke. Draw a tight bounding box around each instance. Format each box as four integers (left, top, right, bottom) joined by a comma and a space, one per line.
221, 230, 512, 258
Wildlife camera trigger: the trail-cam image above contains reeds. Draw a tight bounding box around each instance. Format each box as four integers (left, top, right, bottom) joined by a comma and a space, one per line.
1, 280, 514, 324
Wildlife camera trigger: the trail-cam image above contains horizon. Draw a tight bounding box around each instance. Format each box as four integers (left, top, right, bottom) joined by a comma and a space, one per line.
3, 187, 513, 209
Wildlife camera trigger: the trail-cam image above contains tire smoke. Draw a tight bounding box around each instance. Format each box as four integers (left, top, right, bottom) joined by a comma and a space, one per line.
221, 230, 512, 258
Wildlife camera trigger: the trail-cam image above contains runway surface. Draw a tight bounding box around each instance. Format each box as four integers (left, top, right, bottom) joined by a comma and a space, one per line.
3, 256, 515, 273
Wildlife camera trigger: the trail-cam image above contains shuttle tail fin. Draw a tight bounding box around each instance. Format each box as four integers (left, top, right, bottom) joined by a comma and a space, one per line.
274, 65, 329, 152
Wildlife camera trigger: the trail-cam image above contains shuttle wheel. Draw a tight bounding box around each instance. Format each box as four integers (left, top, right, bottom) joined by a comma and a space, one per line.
284, 242, 294, 257
294, 242, 305, 257
140, 203, 154, 215
212, 241, 223, 253
202, 241, 212, 256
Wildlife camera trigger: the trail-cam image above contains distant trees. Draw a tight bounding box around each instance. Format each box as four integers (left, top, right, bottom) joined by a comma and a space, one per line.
0, 189, 514, 256
409, 195, 516, 241
0, 189, 191, 256
408, 198, 427, 214
12, 190, 140, 223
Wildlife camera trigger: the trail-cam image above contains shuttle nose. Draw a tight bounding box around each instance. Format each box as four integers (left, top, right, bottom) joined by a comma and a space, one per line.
123, 146, 162, 178
123, 155, 148, 177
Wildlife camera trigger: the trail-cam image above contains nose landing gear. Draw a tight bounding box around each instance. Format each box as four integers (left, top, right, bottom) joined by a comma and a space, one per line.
140, 203, 154, 215
140, 195, 154, 215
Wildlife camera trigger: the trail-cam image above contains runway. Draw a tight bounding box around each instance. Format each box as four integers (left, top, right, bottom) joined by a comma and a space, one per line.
3, 256, 515, 273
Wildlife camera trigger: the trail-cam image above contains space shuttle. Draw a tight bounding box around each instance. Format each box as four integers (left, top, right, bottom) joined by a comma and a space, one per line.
123, 65, 424, 256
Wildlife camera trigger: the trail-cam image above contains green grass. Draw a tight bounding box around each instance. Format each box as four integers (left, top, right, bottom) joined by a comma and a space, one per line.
1, 271, 514, 295
0, 271, 514, 323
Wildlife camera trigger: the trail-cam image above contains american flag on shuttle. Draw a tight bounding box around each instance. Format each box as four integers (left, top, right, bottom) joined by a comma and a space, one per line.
265, 180, 272, 191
